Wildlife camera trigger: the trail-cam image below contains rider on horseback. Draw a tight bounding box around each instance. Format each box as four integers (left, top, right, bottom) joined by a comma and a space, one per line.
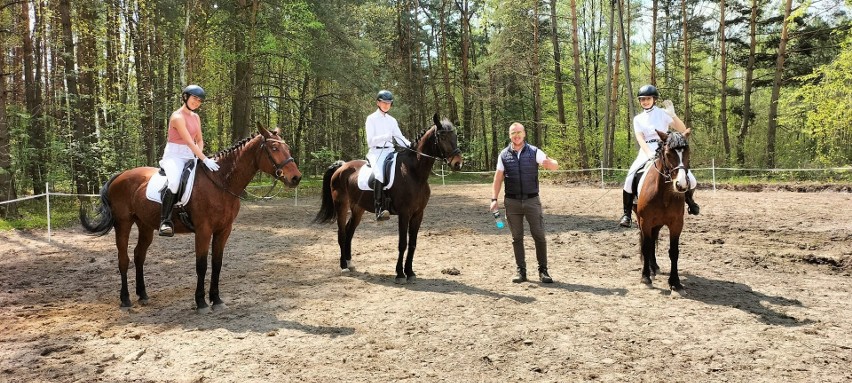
158, 85, 220, 236
365, 90, 410, 221
620, 84, 699, 228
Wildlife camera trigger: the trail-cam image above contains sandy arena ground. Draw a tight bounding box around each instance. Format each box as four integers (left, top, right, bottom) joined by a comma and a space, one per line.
1, 184, 850, 382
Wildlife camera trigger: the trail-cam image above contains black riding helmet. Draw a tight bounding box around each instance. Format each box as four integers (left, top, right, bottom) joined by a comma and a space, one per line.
637, 84, 659, 98
181, 85, 206, 111
376, 90, 394, 104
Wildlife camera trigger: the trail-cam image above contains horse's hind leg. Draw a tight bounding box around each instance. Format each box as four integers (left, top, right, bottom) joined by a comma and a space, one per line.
339, 207, 362, 272
650, 226, 662, 277
114, 223, 133, 309
133, 228, 155, 305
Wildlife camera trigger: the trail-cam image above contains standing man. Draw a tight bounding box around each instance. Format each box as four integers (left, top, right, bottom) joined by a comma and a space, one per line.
490, 122, 559, 283
365, 90, 410, 221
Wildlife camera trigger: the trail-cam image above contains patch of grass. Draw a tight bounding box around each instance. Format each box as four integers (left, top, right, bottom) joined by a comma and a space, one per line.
0, 196, 86, 231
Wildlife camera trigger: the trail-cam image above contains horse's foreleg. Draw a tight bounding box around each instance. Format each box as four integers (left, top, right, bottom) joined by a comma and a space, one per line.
209, 228, 232, 311
639, 229, 655, 285
194, 232, 212, 313
668, 232, 683, 291
115, 223, 133, 309
394, 217, 410, 284
133, 228, 154, 305
403, 213, 424, 282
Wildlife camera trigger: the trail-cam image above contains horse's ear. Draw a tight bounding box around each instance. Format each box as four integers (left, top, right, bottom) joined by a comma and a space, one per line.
656, 130, 669, 142
256, 122, 271, 137
433, 113, 441, 128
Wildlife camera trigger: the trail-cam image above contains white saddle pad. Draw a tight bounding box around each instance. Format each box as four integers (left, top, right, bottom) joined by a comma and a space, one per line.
145, 160, 199, 206
635, 160, 655, 199
357, 156, 398, 191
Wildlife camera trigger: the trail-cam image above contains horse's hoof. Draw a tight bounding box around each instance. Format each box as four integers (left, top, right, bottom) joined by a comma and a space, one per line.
119, 306, 132, 313
394, 277, 407, 285
138, 298, 149, 306
670, 288, 685, 298
341, 268, 351, 273
406, 275, 417, 283
196, 306, 211, 314
212, 303, 228, 312
640, 277, 653, 286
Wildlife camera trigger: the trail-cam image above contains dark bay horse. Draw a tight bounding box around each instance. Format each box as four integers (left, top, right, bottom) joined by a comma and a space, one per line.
80, 125, 301, 312
635, 130, 691, 291
314, 113, 463, 284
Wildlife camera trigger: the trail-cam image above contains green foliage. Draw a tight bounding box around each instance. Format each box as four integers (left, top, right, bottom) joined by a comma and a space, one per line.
780, 30, 852, 166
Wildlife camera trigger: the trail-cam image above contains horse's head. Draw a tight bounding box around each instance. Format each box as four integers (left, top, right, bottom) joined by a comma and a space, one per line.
257, 123, 302, 187
657, 130, 691, 193
431, 113, 464, 171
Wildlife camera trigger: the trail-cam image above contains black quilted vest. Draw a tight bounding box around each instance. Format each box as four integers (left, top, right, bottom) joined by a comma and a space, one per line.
500, 143, 540, 196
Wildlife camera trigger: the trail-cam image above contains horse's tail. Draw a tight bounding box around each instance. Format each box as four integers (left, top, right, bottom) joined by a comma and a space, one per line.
80, 173, 120, 236
313, 161, 344, 224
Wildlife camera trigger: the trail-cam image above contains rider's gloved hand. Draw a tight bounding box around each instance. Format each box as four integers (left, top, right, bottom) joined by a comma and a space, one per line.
203, 157, 220, 171
662, 100, 677, 118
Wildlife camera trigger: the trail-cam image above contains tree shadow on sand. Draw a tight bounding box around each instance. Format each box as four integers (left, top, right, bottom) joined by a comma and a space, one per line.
679, 273, 813, 327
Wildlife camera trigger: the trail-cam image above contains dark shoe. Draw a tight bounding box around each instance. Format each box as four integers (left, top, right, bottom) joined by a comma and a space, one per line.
159, 189, 176, 237
539, 269, 553, 283
619, 214, 631, 227
512, 268, 527, 283
685, 189, 700, 215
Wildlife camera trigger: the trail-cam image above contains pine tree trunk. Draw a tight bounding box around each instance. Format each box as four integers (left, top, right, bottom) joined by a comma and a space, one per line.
569, 0, 588, 169
736, 0, 758, 166
719, 0, 731, 158
22, 1, 46, 194
767, 0, 793, 168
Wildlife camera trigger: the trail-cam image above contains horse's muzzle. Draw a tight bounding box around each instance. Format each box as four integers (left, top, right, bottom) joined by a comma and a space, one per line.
448, 156, 464, 171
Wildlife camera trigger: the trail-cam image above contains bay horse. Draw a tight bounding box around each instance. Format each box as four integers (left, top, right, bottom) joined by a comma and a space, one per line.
314, 113, 463, 284
634, 130, 691, 291
80, 124, 301, 312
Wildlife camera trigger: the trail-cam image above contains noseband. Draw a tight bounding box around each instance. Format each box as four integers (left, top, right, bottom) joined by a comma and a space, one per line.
654, 142, 689, 187
261, 138, 295, 179
433, 127, 461, 163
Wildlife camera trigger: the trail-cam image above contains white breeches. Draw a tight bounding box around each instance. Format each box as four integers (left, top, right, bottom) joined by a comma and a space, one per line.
366, 148, 392, 184
159, 143, 195, 193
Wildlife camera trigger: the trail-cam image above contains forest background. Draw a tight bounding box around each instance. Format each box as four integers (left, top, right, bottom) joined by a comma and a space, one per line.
1, 0, 850, 215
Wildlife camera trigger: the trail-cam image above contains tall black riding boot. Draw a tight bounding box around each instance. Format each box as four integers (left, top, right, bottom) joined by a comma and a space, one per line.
159, 189, 176, 237
685, 189, 700, 215
374, 182, 390, 221
619, 190, 634, 227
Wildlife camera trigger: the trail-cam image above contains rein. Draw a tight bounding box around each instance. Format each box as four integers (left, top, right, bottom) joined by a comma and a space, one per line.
202, 137, 295, 200
393, 126, 459, 164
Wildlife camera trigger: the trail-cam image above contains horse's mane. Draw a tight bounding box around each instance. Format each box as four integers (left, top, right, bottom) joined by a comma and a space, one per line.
655, 131, 689, 157
667, 132, 689, 150
212, 134, 258, 160
411, 118, 453, 148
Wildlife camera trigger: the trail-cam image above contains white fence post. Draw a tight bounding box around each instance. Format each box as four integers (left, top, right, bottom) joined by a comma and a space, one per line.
712, 159, 717, 192
46, 182, 51, 243
600, 160, 604, 189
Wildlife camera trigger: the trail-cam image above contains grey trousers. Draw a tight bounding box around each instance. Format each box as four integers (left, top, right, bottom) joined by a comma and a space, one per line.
504, 196, 547, 270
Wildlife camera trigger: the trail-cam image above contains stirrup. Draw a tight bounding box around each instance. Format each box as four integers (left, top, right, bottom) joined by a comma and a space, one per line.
619, 214, 631, 227
159, 222, 174, 237
376, 210, 390, 221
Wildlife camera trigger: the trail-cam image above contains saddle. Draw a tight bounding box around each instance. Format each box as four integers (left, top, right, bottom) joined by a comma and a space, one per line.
357, 153, 398, 191
632, 160, 655, 204
146, 160, 198, 231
